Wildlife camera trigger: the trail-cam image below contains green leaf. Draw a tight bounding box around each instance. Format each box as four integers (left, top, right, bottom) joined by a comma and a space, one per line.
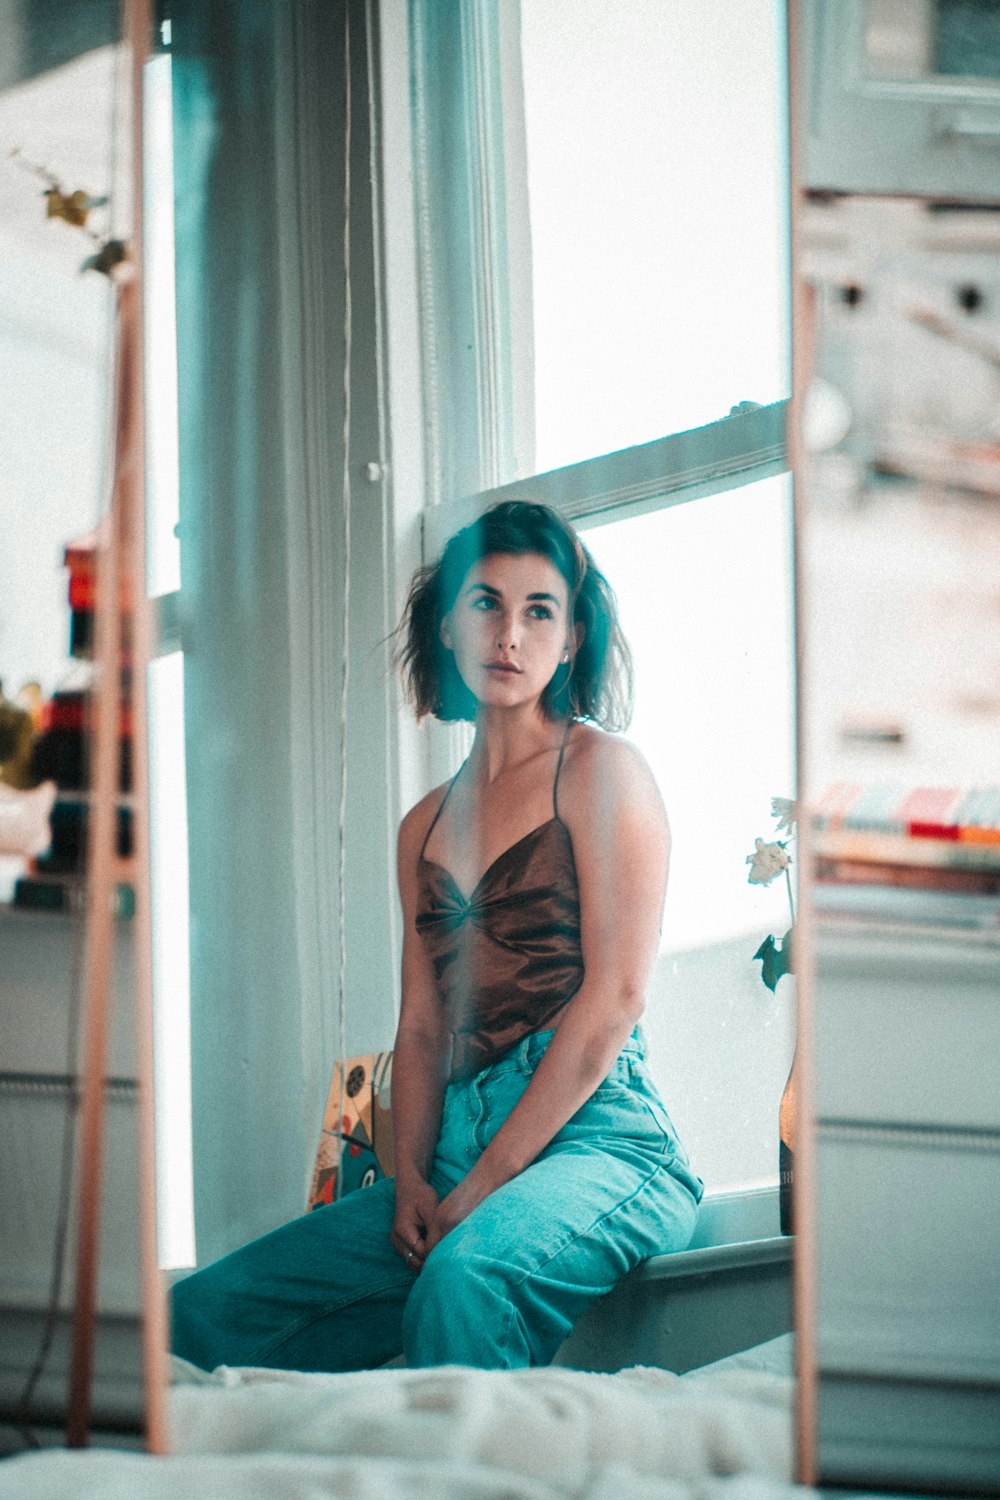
752, 926, 794, 992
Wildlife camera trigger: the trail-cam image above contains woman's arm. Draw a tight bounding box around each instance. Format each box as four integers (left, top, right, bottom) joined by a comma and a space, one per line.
424, 730, 670, 1249
389, 798, 454, 1267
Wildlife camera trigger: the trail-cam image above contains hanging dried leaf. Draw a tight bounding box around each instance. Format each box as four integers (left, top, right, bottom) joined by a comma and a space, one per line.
752, 927, 794, 992
45, 187, 108, 228
81, 239, 129, 277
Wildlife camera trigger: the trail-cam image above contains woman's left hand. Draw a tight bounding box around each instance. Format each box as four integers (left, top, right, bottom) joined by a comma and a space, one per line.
423, 1168, 494, 1254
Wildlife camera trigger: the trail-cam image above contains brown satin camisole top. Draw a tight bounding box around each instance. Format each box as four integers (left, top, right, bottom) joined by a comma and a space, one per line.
415, 725, 583, 1082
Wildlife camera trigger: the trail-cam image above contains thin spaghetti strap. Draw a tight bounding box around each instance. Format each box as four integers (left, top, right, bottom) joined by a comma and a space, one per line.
419, 760, 466, 860
552, 719, 574, 822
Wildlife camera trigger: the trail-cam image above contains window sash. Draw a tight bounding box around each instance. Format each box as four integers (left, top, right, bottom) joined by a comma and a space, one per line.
423, 399, 789, 551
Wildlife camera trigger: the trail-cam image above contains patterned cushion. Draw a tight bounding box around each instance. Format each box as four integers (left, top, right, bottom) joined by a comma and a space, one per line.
308, 1050, 394, 1209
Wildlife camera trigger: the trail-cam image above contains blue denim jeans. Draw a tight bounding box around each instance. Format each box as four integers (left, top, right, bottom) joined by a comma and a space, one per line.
171, 1027, 703, 1372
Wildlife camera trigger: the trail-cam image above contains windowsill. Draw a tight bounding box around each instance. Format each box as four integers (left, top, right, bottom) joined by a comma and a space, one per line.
639, 1234, 791, 1282
637, 1185, 792, 1283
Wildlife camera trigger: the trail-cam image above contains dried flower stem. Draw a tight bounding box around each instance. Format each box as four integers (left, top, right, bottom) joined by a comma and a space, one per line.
784, 865, 795, 926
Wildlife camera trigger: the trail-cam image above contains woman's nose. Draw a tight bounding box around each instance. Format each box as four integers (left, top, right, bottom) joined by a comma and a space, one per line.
495, 614, 519, 649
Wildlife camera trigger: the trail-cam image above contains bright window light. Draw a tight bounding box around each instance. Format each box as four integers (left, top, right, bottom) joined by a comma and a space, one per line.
147, 651, 195, 1269
520, 0, 790, 474
583, 477, 796, 1194
144, 51, 193, 1267
584, 474, 796, 954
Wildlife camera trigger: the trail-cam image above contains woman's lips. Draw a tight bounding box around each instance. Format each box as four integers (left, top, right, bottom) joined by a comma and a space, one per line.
484, 662, 521, 674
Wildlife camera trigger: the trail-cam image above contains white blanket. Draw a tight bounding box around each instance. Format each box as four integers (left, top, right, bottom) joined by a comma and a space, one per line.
0, 1339, 845, 1500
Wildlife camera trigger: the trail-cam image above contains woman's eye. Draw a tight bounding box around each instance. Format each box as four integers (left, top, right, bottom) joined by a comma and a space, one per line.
471, 596, 497, 611
528, 605, 553, 620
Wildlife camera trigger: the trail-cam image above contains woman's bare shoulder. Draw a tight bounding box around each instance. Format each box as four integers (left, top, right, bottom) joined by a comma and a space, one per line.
563, 722, 658, 785
560, 723, 667, 822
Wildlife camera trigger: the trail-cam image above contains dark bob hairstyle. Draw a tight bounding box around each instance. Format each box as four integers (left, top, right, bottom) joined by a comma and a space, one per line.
396, 501, 634, 731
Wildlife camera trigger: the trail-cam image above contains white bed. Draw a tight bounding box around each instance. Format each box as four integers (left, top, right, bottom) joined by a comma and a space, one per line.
0, 1336, 875, 1500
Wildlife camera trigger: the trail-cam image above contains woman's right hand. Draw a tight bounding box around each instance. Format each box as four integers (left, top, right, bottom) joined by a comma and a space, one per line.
391, 1176, 439, 1272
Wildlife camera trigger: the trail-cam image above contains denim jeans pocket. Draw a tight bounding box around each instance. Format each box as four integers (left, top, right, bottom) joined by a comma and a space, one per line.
587, 1087, 636, 1114
629, 1057, 695, 1144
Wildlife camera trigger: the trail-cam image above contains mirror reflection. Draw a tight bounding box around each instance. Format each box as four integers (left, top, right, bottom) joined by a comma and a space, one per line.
161, 0, 796, 1401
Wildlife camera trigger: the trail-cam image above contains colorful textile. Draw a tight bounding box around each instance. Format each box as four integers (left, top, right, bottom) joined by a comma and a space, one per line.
308, 1051, 394, 1209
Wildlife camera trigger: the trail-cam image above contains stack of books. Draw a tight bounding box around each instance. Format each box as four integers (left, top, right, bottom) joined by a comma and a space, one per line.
12, 531, 134, 916
812, 783, 1000, 931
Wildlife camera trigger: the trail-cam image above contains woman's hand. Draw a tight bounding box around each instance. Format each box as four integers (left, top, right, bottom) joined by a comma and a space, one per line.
392, 1176, 440, 1272
423, 1166, 494, 1254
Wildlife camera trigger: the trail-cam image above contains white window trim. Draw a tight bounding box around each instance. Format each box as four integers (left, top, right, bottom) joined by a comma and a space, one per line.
424, 400, 789, 552
409, 0, 536, 506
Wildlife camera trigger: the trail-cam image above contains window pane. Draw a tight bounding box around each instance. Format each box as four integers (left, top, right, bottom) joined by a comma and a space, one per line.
584, 475, 796, 1193
520, 0, 790, 475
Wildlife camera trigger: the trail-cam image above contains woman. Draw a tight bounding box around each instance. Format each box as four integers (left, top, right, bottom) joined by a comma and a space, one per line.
172, 500, 702, 1373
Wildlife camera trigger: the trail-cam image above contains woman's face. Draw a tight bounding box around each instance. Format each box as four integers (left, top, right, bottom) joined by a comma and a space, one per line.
441, 550, 575, 715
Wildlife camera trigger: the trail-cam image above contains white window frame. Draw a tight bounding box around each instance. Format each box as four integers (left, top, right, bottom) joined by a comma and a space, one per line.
424, 401, 789, 548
